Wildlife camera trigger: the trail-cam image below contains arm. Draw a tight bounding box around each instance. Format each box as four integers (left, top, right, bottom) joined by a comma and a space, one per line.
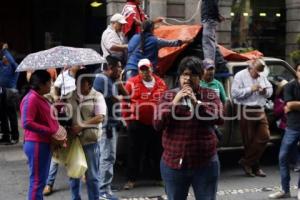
286, 101, 300, 111
157, 38, 183, 49
218, 81, 227, 104
3, 49, 18, 71
110, 44, 128, 52
153, 91, 173, 131
21, 95, 57, 135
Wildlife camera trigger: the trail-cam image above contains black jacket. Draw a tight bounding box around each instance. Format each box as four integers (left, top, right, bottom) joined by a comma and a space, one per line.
201, 0, 220, 22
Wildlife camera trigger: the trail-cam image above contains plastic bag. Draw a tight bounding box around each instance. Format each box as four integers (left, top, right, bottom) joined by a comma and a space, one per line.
65, 137, 88, 178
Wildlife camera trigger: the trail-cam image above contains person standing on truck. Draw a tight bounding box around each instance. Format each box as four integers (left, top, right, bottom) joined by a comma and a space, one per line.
231, 58, 273, 177
201, 0, 225, 63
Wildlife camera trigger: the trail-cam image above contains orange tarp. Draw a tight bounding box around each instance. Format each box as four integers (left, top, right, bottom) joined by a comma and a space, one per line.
154, 25, 263, 75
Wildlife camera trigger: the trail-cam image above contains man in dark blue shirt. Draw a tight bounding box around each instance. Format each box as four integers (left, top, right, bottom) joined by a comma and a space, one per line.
0, 43, 19, 144
93, 55, 128, 200
269, 63, 300, 199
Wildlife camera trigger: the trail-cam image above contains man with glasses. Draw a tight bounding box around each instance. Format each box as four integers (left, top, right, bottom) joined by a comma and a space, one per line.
154, 56, 223, 200
231, 58, 273, 177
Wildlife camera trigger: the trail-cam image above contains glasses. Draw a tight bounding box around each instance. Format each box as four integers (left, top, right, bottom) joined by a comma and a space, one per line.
180, 73, 198, 78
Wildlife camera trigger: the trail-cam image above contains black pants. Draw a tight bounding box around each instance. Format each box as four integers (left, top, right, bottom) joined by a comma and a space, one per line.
126, 120, 162, 181
0, 88, 19, 141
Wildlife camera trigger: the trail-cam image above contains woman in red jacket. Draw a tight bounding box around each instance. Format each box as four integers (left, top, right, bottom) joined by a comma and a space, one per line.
122, 58, 167, 189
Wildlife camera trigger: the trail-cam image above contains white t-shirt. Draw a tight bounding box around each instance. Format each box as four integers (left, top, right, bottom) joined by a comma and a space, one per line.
142, 79, 155, 89
54, 70, 76, 95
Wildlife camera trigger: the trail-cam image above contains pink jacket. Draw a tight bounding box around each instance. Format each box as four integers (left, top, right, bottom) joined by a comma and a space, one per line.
20, 90, 59, 143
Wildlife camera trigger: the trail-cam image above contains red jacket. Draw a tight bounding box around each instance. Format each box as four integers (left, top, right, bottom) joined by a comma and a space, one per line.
122, 74, 167, 125
121, 2, 147, 37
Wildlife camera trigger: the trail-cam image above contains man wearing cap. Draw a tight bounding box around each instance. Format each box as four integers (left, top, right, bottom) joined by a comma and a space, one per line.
121, 58, 167, 190
231, 58, 273, 177
200, 58, 227, 104
101, 13, 128, 64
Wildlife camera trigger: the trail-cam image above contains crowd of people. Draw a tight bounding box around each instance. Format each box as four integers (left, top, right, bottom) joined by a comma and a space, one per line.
1, 0, 300, 200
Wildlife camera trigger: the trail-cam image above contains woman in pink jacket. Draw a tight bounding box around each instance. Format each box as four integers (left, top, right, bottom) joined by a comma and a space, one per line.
20, 70, 64, 200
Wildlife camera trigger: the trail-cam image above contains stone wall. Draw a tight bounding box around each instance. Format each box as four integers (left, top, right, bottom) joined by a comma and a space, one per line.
286, 0, 300, 64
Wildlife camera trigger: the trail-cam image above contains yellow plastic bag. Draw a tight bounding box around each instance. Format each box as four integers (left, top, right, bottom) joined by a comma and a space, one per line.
65, 137, 88, 178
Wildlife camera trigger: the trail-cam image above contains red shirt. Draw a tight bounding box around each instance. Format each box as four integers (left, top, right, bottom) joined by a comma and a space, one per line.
122, 74, 167, 125
121, 2, 147, 37
154, 87, 224, 169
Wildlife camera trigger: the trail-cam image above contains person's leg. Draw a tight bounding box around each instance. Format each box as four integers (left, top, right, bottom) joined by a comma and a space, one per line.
46, 159, 59, 187
23, 141, 52, 200
99, 127, 118, 194
6, 89, 19, 142
83, 142, 101, 200
0, 88, 10, 142
192, 155, 220, 200
126, 121, 144, 183
160, 159, 191, 200
279, 128, 300, 193
202, 19, 218, 61
69, 178, 81, 200
147, 126, 163, 181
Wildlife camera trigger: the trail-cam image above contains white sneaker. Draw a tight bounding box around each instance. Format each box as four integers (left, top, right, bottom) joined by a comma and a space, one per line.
268, 191, 291, 199
297, 189, 300, 200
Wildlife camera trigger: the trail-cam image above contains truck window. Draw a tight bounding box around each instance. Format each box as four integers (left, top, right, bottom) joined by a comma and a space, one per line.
267, 63, 294, 82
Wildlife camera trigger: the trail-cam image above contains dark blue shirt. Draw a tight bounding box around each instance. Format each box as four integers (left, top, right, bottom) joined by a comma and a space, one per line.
93, 73, 119, 126
284, 80, 300, 130
0, 49, 19, 88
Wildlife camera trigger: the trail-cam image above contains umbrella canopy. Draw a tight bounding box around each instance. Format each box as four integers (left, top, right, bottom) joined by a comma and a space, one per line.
16, 46, 105, 72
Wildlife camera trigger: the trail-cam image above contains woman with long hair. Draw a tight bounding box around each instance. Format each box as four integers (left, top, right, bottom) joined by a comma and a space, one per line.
124, 20, 192, 81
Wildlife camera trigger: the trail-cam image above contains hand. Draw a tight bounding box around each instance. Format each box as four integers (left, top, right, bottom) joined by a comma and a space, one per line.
181, 38, 194, 44
71, 125, 82, 135
182, 85, 197, 104
2, 43, 8, 50
218, 15, 225, 22
258, 87, 267, 95
284, 105, 291, 114
251, 84, 261, 92
154, 17, 165, 23
133, 17, 142, 25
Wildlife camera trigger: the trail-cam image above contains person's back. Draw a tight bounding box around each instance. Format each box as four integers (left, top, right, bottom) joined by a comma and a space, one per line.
201, 0, 220, 22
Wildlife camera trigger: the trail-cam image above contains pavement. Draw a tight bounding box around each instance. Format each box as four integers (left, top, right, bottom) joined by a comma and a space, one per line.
1, 140, 300, 200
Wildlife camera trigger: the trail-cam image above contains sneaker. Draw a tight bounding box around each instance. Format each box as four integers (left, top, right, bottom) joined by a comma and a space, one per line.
99, 192, 119, 200
43, 185, 53, 196
297, 189, 300, 200
268, 191, 291, 199
123, 181, 135, 190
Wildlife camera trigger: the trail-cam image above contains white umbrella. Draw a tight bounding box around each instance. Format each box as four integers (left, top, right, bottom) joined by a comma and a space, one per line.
16, 46, 105, 72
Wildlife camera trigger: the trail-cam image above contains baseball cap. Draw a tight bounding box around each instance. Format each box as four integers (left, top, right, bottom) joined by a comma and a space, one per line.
203, 58, 215, 69
138, 58, 152, 70
110, 13, 127, 24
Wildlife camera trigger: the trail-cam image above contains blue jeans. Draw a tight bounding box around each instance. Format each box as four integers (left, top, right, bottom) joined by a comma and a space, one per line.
69, 141, 101, 200
202, 19, 218, 62
46, 159, 59, 186
279, 128, 300, 193
160, 155, 220, 200
99, 127, 118, 194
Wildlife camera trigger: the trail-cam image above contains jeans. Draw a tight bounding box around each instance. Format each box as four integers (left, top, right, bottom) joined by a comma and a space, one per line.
124, 69, 138, 82
279, 128, 300, 193
160, 155, 220, 200
202, 19, 218, 62
99, 127, 118, 194
69, 141, 101, 200
46, 159, 59, 186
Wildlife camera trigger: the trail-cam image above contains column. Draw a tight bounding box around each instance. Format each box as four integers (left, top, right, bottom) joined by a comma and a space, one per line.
148, 0, 167, 19
286, 0, 300, 64
217, 0, 233, 48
